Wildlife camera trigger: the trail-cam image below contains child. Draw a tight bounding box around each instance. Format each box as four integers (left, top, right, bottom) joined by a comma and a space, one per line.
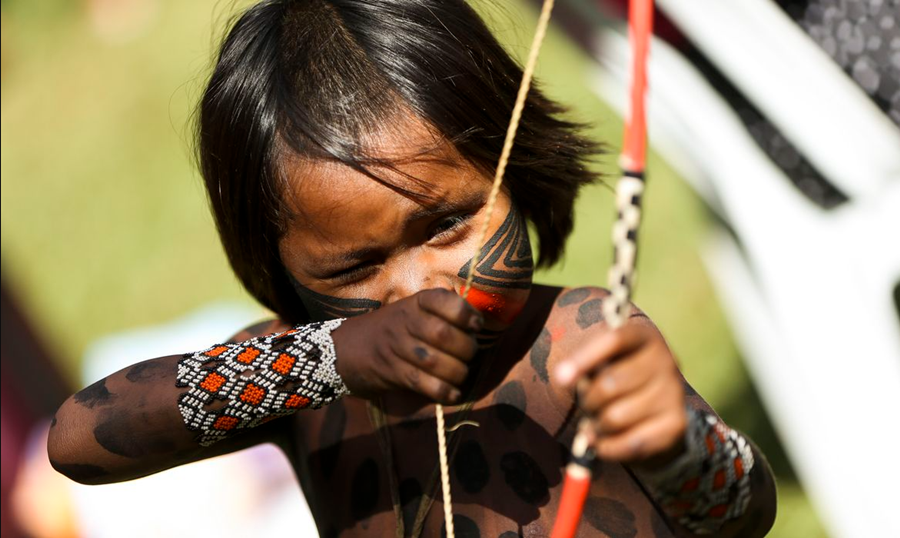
48, 1, 776, 536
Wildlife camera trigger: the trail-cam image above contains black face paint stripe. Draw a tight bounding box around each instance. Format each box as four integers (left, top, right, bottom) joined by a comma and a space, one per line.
457, 209, 533, 290
287, 273, 382, 321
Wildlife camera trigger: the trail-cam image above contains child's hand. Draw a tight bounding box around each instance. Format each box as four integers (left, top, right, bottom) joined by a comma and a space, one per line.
554, 322, 687, 466
333, 289, 483, 404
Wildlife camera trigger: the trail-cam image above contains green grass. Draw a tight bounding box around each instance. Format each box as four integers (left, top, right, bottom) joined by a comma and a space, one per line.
1, 1, 826, 536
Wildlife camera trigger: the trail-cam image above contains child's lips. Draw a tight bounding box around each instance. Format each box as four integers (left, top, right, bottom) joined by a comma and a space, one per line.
461, 286, 525, 325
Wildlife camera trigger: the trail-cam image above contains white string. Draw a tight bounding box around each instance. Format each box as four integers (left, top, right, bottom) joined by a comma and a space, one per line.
437, 1, 556, 537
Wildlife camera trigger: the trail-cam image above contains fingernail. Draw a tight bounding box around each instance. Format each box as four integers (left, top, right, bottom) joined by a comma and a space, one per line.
449, 389, 462, 402
469, 314, 484, 331
556, 363, 575, 385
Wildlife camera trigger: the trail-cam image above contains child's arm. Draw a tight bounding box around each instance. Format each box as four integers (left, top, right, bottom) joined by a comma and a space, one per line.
47, 319, 294, 485
553, 287, 776, 537
48, 289, 482, 485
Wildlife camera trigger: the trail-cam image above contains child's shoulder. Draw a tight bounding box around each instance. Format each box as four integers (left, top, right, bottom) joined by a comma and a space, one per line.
538, 284, 652, 346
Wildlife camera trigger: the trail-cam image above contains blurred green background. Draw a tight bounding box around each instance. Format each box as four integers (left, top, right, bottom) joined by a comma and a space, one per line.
0, 0, 826, 536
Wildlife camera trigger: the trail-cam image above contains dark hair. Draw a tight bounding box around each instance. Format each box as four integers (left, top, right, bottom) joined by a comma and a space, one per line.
196, 0, 602, 322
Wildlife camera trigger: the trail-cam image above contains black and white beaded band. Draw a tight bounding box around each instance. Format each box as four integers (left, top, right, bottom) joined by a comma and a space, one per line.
639, 407, 755, 534
176, 319, 347, 446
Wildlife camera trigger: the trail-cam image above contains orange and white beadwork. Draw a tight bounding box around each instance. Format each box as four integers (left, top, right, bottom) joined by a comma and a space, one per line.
176, 319, 347, 446
641, 408, 755, 534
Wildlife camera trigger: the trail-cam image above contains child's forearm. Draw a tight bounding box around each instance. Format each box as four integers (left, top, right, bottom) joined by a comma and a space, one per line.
47, 319, 347, 485
48, 354, 224, 484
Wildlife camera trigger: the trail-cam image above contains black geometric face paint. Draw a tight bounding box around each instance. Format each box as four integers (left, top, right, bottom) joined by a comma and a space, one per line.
457, 208, 533, 290
288, 273, 382, 321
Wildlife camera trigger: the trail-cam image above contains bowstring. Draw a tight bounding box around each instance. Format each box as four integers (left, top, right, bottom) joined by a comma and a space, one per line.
436, 1, 556, 536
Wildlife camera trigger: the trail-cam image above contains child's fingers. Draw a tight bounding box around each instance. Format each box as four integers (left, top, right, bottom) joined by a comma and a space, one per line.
594, 412, 686, 463
555, 324, 647, 387
399, 341, 469, 387
577, 348, 657, 413
394, 360, 462, 404
417, 288, 484, 332
409, 311, 479, 362
591, 376, 666, 435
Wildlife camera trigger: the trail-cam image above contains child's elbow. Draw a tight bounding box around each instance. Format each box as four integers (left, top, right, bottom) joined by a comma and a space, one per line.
47, 399, 109, 485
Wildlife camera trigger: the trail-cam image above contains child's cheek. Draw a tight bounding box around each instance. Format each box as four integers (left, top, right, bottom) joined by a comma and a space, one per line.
461, 286, 529, 326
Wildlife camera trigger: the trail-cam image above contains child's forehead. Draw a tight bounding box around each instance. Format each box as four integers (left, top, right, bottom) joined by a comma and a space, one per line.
279, 118, 486, 223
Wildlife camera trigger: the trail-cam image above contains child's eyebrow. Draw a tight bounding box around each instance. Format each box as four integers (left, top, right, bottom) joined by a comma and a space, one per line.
405, 190, 485, 225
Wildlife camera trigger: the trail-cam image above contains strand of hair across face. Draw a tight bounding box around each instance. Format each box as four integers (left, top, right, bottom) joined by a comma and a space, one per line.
435, 1, 556, 537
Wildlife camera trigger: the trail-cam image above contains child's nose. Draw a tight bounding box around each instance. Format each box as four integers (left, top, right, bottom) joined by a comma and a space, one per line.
383, 261, 458, 305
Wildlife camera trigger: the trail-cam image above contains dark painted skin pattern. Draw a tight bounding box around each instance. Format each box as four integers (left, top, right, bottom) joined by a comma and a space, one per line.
48, 283, 773, 536
441, 514, 482, 538
125, 360, 170, 383
556, 287, 590, 307
492, 381, 527, 431
48, 462, 110, 482
575, 298, 604, 329
583, 496, 639, 538
281, 286, 719, 537
73, 379, 115, 409
455, 439, 491, 494
529, 328, 551, 384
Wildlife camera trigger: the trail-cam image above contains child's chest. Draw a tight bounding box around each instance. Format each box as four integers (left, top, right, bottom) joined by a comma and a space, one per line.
286, 358, 676, 537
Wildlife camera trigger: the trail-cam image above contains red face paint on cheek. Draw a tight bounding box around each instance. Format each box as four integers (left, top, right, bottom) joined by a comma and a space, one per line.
462, 287, 526, 325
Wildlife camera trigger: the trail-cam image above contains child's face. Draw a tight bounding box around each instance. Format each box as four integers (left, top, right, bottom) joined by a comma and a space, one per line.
278, 123, 533, 333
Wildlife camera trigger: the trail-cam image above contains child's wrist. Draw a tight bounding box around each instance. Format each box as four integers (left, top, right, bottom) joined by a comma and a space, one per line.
635, 407, 755, 534
176, 319, 349, 446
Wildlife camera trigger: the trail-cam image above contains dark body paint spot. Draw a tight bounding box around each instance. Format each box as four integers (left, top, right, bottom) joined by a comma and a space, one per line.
493, 381, 526, 431
74, 379, 114, 409
125, 360, 169, 383
50, 415, 57, 427
414, 346, 429, 361
441, 514, 481, 538
350, 458, 380, 521
93, 412, 175, 458
454, 440, 490, 494
51, 462, 110, 482
557, 288, 590, 307
319, 400, 346, 478
576, 299, 604, 329
529, 329, 551, 383
499, 451, 549, 505
582, 497, 637, 538
399, 477, 423, 532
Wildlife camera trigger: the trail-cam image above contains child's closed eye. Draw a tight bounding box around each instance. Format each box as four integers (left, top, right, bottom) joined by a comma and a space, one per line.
428, 212, 474, 244
327, 261, 378, 284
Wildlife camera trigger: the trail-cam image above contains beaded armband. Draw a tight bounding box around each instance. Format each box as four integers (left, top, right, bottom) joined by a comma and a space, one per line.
176, 319, 347, 446
640, 408, 755, 534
